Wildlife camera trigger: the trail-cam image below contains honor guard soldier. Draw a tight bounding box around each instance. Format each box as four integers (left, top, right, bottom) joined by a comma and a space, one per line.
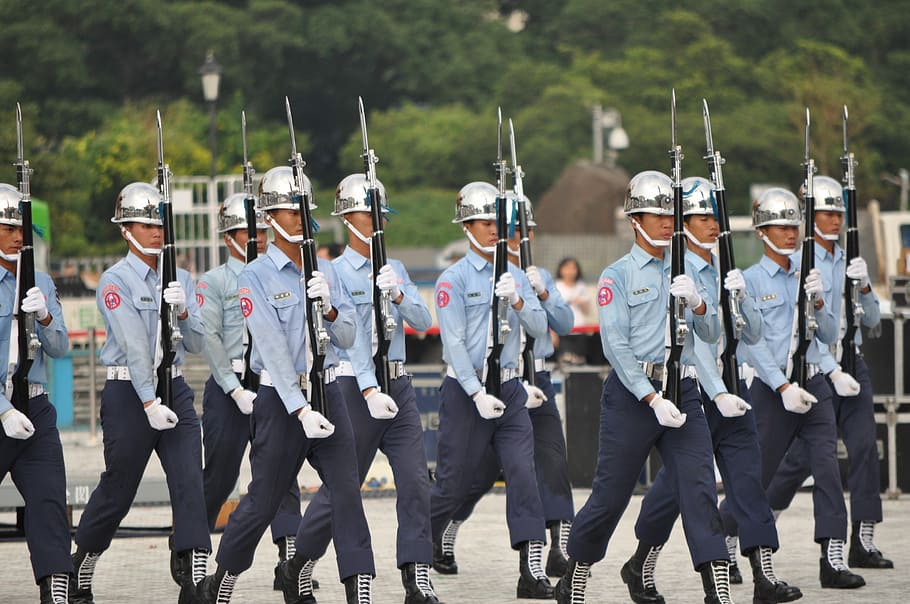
621, 177, 801, 604
71, 182, 211, 603
555, 171, 734, 604
0, 183, 73, 603
727, 187, 866, 589
431, 182, 555, 599
196, 166, 376, 604
291, 173, 442, 604
437, 193, 576, 579
763, 175, 891, 568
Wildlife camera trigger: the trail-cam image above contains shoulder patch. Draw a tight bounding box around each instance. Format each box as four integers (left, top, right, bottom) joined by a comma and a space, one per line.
104, 291, 121, 310
437, 281, 452, 290
436, 289, 450, 308
598, 286, 613, 306
238, 287, 250, 295
240, 297, 253, 317
197, 281, 208, 290
102, 284, 119, 294
196, 293, 205, 307
599, 276, 614, 286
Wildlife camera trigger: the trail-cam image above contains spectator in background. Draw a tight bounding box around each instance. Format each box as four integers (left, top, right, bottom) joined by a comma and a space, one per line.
317, 242, 344, 261
554, 257, 592, 326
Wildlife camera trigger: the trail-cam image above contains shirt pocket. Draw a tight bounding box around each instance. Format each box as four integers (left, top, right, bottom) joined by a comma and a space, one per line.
267, 292, 301, 331
756, 294, 787, 331
223, 292, 242, 324
132, 294, 158, 318
627, 287, 659, 326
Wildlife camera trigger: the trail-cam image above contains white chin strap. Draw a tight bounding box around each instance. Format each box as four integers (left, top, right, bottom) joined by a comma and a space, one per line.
507, 246, 520, 258
814, 224, 840, 241
0, 251, 19, 262
683, 227, 715, 250
267, 217, 304, 243
758, 231, 797, 256
227, 235, 246, 259
343, 218, 372, 245
463, 227, 495, 254
631, 218, 670, 248
121, 227, 162, 256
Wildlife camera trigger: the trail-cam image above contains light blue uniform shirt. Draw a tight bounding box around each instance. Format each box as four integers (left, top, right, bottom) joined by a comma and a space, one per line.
97, 252, 204, 403
332, 246, 432, 392
531, 266, 574, 360
238, 243, 355, 414
197, 256, 246, 395
597, 243, 720, 402
739, 254, 837, 391
435, 249, 548, 397
0, 270, 69, 414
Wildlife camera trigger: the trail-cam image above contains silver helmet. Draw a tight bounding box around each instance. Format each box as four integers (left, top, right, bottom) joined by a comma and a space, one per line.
752, 188, 802, 228
258, 166, 316, 212
332, 173, 390, 216
452, 182, 498, 223
624, 171, 674, 216
806, 175, 845, 213
681, 176, 716, 217
506, 192, 537, 227
218, 193, 268, 233
111, 182, 163, 225
0, 184, 23, 226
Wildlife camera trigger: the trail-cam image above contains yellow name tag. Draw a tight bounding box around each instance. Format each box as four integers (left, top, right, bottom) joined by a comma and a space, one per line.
760, 293, 777, 301
273, 292, 292, 300
632, 288, 650, 296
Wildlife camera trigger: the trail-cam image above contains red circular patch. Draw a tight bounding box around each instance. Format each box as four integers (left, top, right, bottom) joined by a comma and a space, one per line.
240, 296, 253, 317
436, 289, 450, 308
598, 286, 613, 306
196, 293, 204, 307
104, 291, 121, 310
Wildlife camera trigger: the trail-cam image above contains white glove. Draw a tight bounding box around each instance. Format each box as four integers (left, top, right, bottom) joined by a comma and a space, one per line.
376, 264, 402, 300
714, 393, 752, 418
230, 388, 256, 415
494, 272, 520, 306
365, 388, 399, 419
829, 368, 861, 397
21, 286, 49, 321
306, 271, 332, 311
649, 394, 687, 428
163, 281, 187, 316
472, 391, 506, 419
804, 268, 824, 298
298, 405, 335, 438
780, 383, 817, 414
145, 398, 178, 430
723, 269, 747, 301
846, 257, 870, 289
525, 266, 547, 296
523, 381, 547, 409
669, 274, 703, 310
1, 408, 35, 440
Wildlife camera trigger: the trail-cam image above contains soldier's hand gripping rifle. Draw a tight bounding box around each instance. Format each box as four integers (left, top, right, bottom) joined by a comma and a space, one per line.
840, 105, 863, 375
702, 100, 745, 396
10, 103, 41, 415
486, 108, 512, 399
790, 108, 818, 388
285, 97, 329, 417
664, 90, 688, 406
509, 118, 537, 388
359, 97, 395, 394
240, 111, 259, 391
156, 110, 183, 407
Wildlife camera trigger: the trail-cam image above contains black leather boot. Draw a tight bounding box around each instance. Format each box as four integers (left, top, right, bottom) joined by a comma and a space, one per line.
69, 548, 101, 604
401, 562, 443, 604
698, 560, 733, 604
175, 548, 209, 604
517, 540, 555, 599
546, 520, 571, 577
432, 520, 461, 574
555, 558, 590, 604
848, 521, 894, 569
747, 546, 802, 603
38, 573, 69, 604
725, 535, 743, 584
197, 566, 238, 604
276, 554, 317, 604
620, 542, 665, 604
274, 536, 297, 590
819, 538, 865, 589
343, 573, 372, 604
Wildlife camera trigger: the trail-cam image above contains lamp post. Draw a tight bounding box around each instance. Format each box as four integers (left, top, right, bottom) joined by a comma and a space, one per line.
592, 103, 629, 168
199, 50, 222, 180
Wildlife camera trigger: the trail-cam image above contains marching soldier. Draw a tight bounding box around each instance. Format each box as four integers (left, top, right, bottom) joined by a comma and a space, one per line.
763, 175, 891, 568
555, 171, 733, 604
71, 182, 211, 603
0, 183, 73, 603
621, 177, 801, 604
431, 182, 555, 599
196, 166, 375, 604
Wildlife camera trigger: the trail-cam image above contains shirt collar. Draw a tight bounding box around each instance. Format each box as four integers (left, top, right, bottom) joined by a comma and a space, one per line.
466, 249, 491, 272
341, 245, 369, 270
759, 253, 795, 277
685, 248, 714, 273
126, 251, 155, 280
266, 242, 298, 273
814, 241, 843, 262
0, 265, 12, 284
226, 256, 245, 275
631, 243, 667, 270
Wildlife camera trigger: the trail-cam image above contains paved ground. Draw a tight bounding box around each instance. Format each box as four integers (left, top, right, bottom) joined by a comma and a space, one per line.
1, 430, 907, 603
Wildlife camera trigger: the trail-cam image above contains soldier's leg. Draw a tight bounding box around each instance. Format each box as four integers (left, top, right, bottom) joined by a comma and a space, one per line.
201, 376, 250, 530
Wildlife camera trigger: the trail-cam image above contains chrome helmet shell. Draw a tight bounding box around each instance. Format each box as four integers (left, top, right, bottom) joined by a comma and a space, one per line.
624, 170, 674, 216
752, 188, 802, 228
0, 184, 23, 227
332, 173, 390, 216
258, 166, 316, 212
681, 176, 716, 217
506, 191, 537, 227
806, 175, 845, 213
111, 182, 163, 225
218, 193, 268, 233
452, 181, 498, 223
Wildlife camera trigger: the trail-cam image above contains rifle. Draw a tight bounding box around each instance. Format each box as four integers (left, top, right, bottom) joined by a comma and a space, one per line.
10, 103, 40, 415
240, 110, 259, 391
790, 108, 818, 387
486, 108, 512, 398
840, 105, 862, 375
508, 118, 536, 388
359, 97, 396, 394
664, 90, 688, 406
285, 97, 329, 417
155, 110, 183, 407
702, 99, 745, 396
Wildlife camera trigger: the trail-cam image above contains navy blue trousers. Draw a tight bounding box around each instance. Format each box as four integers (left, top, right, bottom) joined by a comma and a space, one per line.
296, 375, 432, 568
451, 371, 574, 526
722, 375, 847, 542
215, 383, 374, 580
75, 378, 211, 553
0, 394, 73, 582
635, 381, 779, 554
430, 377, 546, 548
765, 356, 882, 523
201, 376, 301, 540
567, 373, 727, 569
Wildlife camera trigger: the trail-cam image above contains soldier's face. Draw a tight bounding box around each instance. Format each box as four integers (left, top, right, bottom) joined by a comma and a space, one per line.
636, 213, 673, 242
345, 211, 374, 239
0, 224, 22, 256
268, 209, 302, 241
759, 225, 799, 250
465, 219, 498, 248
685, 214, 719, 245
815, 210, 843, 237
228, 228, 268, 255
123, 222, 163, 250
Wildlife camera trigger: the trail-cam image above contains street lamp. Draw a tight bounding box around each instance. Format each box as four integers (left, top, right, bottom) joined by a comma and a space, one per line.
592, 103, 629, 168
199, 50, 222, 180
